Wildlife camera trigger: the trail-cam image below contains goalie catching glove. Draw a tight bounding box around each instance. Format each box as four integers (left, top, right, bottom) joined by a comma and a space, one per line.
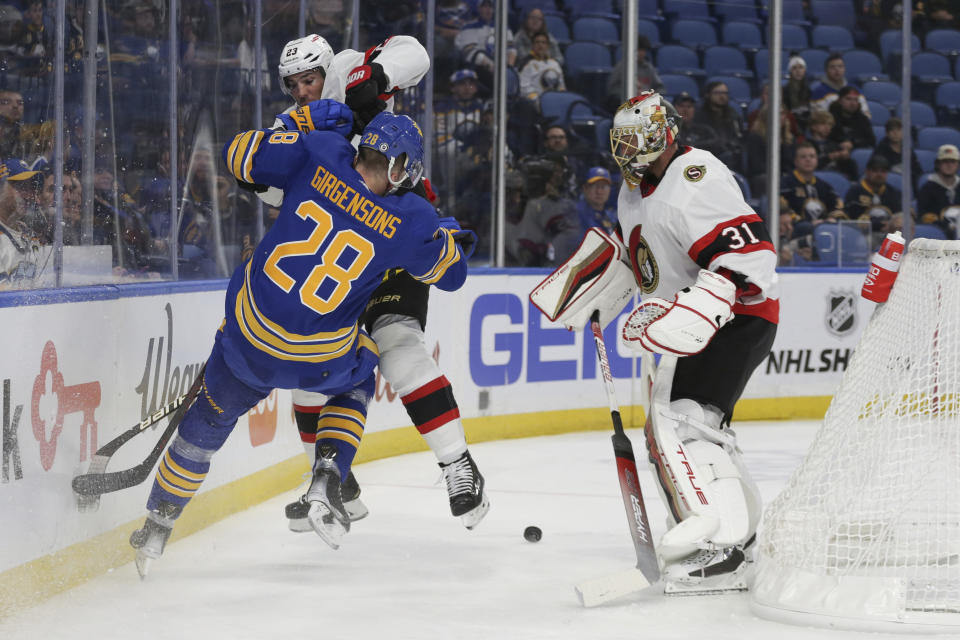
529, 227, 636, 331
622, 269, 736, 356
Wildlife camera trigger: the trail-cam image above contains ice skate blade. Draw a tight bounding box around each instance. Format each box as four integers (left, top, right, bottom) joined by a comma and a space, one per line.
461, 493, 490, 530
663, 577, 748, 596
134, 552, 153, 580
307, 502, 348, 549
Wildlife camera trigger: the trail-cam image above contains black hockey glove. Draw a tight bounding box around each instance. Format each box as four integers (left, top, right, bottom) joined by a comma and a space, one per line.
345, 62, 389, 135
236, 178, 268, 193
453, 229, 478, 260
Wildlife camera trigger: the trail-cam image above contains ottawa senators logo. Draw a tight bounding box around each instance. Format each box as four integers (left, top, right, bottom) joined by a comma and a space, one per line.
683, 165, 706, 182
628, 226, 659, 294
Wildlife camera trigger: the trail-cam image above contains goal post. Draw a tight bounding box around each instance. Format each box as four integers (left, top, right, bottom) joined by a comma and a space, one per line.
751, 239, 960, 633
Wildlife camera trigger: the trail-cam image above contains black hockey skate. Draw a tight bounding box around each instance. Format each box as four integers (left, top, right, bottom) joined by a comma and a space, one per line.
129, 502, 182, 579
304, 446, 350, 549
439, 450, 490, 530
286, 470, 367, 532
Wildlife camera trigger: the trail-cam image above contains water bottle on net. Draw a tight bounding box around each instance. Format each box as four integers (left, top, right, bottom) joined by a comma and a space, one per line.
861, 231, 905, 303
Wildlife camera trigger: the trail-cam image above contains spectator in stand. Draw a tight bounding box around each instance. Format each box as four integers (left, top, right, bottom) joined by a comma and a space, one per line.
0, 161, 41, 289
114, 0, 162, 63
455, 0, 516, 87
919, 0, 959, 33
806, 110, 858, 180
829, 86, 875, 150
0, 90, 24, 160
781, 141, 846, 237
16, 0, 51, 76
514, 8, 563, 67
435, 0, 472, 81
874, 117, 923, 190
695, 80, 744, 173
0, 5, 24, 76
518, 32, 565, 101
744, 101, 798, 194
844, 154, 901, 246
1, 159, 48, 243
783, 55, 812, 131
62, 172, 83, 246
674, 92, 719, 150
917, 144, 960, 239
605, 36, 662, 112
859, 0, 903, 46
435, 68, 487, 204
746, 83, 801, 137
503, 170, 529, 265
305, 0, 348, 51
576, 167, 616, 234
541, 125, 585, 197
811, 53, 871, 117
93, 165, 153, 272
513, 154, 579, 266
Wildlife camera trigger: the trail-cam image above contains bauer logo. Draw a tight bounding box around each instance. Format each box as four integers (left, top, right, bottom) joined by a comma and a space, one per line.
825, 289, 856, 336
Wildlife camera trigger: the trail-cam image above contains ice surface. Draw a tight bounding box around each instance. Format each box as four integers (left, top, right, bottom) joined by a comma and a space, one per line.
0, 421, 907, 639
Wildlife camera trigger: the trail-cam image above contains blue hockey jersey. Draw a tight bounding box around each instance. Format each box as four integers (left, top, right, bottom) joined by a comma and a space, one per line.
219, 128, 468, 392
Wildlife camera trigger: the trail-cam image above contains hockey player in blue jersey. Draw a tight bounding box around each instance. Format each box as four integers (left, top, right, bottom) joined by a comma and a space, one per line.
130, 105, 474, 576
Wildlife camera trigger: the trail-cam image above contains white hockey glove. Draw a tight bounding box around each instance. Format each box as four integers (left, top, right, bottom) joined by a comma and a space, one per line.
530, 227, 636, 331
622, 269, 736, 356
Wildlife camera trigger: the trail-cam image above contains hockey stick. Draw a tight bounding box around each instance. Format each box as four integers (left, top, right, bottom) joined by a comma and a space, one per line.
575, 312, 660, 607
71, 364, 206, 497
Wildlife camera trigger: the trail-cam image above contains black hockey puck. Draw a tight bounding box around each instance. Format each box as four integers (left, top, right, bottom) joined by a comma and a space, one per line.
524, 525, 542, 542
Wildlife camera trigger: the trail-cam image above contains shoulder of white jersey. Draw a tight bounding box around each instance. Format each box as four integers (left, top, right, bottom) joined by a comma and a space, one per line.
323, 50, 365, 101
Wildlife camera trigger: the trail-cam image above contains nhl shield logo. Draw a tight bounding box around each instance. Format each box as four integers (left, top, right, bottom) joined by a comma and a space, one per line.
826, 290, 856, 336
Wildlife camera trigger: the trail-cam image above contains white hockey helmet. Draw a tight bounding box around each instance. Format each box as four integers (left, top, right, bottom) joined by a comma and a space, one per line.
278, 34, 335, 95
610, 91, 680, 185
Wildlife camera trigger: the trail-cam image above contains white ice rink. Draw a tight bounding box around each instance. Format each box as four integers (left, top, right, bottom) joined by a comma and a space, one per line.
0, 420, 923, 639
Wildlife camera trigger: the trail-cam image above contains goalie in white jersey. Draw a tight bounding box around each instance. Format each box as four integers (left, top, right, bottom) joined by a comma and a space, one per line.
534, 91, 779, 594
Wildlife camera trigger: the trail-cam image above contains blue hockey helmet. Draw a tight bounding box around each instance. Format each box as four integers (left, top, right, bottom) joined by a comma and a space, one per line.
358, 112, 425, 193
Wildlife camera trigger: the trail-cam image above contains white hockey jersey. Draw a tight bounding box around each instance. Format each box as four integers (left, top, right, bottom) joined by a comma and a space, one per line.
616, 146, 780, 324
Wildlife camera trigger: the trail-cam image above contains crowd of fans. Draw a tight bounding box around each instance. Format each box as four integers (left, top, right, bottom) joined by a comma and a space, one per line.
2, 0, 960, 289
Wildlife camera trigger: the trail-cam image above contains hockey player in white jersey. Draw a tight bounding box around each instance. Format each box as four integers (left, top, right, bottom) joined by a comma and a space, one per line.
533, 91, 778, 594
263, 33, 489, 531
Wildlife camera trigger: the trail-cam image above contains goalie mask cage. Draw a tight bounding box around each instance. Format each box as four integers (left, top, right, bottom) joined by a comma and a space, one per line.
751, 239, 960, 634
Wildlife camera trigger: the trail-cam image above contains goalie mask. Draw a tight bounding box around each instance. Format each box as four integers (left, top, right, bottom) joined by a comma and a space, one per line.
359, 112, 425, 193
279, 34, 335, 95
610, 91, 680, 186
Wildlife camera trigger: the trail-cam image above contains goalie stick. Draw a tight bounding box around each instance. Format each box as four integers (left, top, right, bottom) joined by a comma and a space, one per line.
71, 364, 205, 498
575, 312, 660, 607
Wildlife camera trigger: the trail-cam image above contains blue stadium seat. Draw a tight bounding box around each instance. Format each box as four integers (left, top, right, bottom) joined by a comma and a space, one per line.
851, 148, 873, 176
670, 19, 718, 49
515, 0, 560, 12
811, 25, 854, 51
659, 73, 701, 100
754, 48, 787, 81
760, 0, 810, 26
781, 24, 809, 51
924, 29, 960, 56
811, 222, 871, 267
917, 126, 960, 151
866, 100, 890, 127
631, 0, 663, 21
936, 82, 960, 127
911, 51, 953, 86
815, 170, 852, 196
885, 172, 903, 192
544, 15, 571, 46
663, 0, 714, 22
713, 0, 760, 24
564, 0, 615, 18
879, 29, 921, 66
798, 48, 830, 78
637, 18, 662, 48
917, 149, 936, 173
809, 0, 857, 32
896, 101, 937, 129
564, 41, 612, 97
703, 46, 754, 79
539, 90, 600, 126
872, 125, 886, 142
721, 22, 763, 52
656, 45, 706, 79
572, 17, 619, 46
861, 81, 902, 108
914, 224, 947, 239
842, 50, 888, 83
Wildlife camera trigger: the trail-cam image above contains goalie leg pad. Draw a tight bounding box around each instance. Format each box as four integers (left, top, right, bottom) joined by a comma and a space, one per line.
646, 397, 761, 562
530, 227, 636, 331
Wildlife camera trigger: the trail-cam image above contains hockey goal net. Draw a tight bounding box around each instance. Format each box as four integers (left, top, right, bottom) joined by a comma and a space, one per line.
751, 238, 960, 633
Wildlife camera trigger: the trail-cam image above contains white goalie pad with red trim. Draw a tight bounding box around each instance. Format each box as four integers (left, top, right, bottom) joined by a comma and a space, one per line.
529, 228, 636, 331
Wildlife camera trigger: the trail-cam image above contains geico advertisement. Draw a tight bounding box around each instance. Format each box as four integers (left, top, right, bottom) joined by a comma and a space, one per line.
0, 292, 298, 571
